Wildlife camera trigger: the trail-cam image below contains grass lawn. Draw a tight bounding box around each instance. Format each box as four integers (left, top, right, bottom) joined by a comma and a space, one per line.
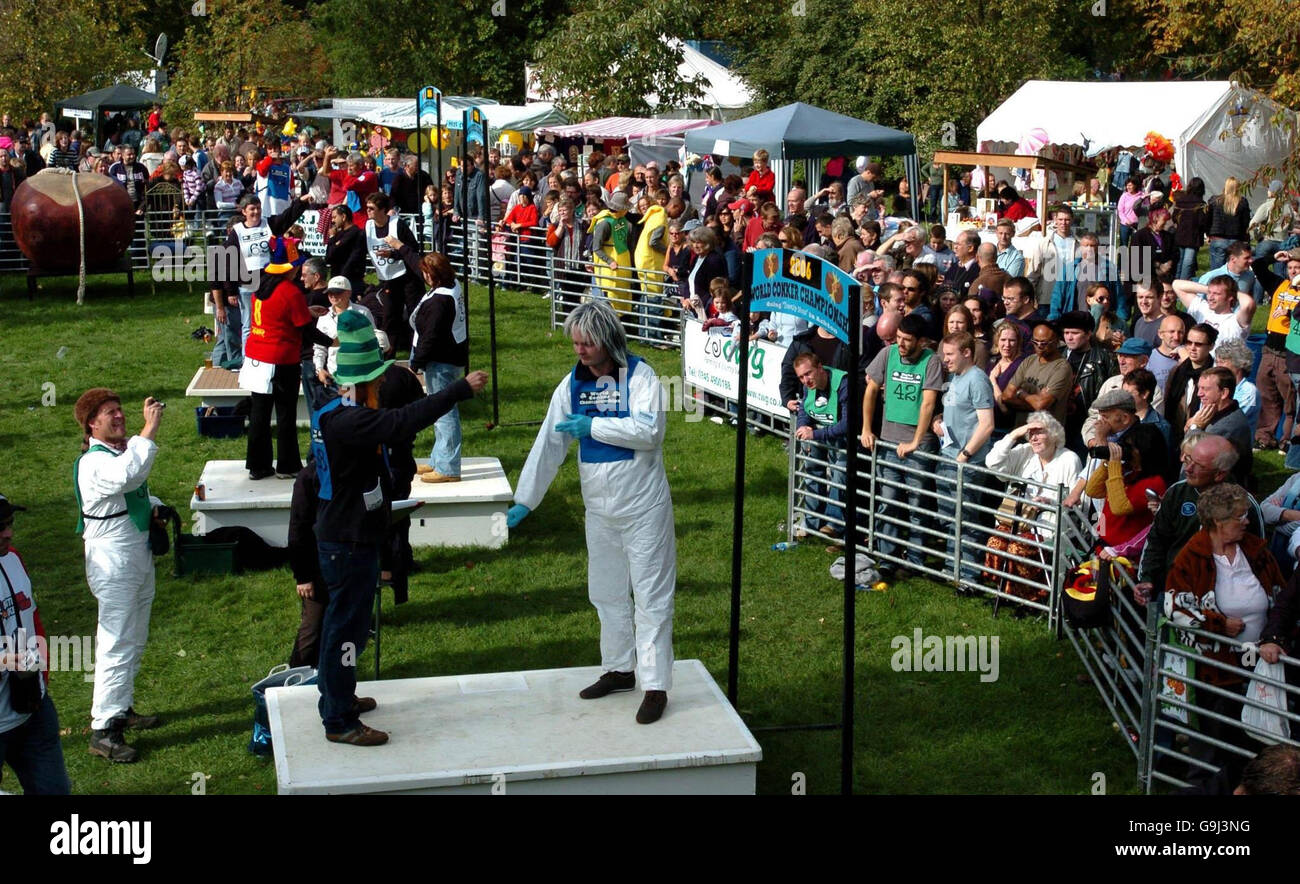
0, 270, 1188, 795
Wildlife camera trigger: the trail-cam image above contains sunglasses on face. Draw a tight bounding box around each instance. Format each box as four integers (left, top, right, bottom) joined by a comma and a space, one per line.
1031, 339, 1054, 348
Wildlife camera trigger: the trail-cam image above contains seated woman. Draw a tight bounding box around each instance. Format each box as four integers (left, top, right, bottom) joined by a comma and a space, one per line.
1164, 483, 1291, 782
1084, 429, 1166, 559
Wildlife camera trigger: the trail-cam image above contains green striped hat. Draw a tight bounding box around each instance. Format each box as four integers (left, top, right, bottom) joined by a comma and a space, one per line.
333, 310, 393, 386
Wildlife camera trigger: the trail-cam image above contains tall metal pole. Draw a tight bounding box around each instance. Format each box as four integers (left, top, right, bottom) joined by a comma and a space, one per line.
460, 110, 470, 370
482, 109, 500, 428
436, 94, 443, 234
727, 251, 754, 705
841, 281, 862, 796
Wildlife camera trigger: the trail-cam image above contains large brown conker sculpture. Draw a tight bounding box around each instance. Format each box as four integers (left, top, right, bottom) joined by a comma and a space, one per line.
11, 170, 135, 276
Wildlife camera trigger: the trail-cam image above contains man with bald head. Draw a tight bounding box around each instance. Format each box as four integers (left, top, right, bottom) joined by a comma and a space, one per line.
971, 242, 1010, 302
1147, 314, 1185, 391
863, 306, 901, 366
1133, 433, 1264, 605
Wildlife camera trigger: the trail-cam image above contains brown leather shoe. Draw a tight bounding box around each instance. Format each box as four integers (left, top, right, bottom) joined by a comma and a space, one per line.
352, 696, 377, 714
420, 470, 461, 483
326, 724, 389, 746
416, 464, 435, 474
636, 691, 667, 724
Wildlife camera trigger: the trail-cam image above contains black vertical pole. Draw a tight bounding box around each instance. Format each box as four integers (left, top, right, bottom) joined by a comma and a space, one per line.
460, 111, 470, 370
483, 111, 500, 428
842, 281, 862, 796
435, 94, 443, 237
728, 251, 754, 705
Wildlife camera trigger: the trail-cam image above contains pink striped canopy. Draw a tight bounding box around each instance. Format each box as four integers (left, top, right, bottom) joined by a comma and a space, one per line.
534, 116, 718, 140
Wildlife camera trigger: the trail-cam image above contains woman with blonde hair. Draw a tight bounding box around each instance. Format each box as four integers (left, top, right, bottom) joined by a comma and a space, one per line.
1206, 176, 1252, 271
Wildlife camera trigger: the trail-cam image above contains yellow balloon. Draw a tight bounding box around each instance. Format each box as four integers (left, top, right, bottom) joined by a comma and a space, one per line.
408, 127, 442, 152
283, 117, 298, 136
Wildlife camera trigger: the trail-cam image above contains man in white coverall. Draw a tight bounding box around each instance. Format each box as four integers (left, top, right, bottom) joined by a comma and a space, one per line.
506, 301, 677, 724
73, 388, 164, 763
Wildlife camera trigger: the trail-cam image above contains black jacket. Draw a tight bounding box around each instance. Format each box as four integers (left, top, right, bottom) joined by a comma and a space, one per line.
326, 224, 367, 286
316, 378, 473, 545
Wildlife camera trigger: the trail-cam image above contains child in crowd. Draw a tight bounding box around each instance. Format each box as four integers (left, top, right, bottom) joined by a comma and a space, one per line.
213, 160, 244, 211
701, 278, 741, 337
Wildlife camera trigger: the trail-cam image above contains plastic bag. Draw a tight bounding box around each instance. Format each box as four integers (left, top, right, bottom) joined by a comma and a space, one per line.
1241, 658, 1291, 743
249, 663, 317, 755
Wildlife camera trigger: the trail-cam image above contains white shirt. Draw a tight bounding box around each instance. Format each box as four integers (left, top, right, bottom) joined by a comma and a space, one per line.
1212, 549, 1269, 644
1183, 298, 1245, 355
314, 303, 379, 374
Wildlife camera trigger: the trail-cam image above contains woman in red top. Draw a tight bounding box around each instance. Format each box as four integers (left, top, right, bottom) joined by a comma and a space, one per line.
1084, 429, 1166, 555
500, 185, 540, 287
325, 147, 378, 229
997, 185, 1036, 222
244, 245, 329, 479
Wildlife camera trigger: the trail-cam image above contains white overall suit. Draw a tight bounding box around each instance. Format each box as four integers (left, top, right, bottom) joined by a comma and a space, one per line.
77, 436, 159, 730
515, 359, 678, 690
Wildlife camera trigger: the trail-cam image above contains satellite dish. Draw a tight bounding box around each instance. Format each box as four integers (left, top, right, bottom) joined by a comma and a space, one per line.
142, 33, 168, 65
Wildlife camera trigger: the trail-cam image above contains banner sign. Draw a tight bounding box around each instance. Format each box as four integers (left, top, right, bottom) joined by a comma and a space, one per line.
749, 247, 854, 344
465, 107, 485, 145
418, 85, 441, 122
682, 320, 788, 419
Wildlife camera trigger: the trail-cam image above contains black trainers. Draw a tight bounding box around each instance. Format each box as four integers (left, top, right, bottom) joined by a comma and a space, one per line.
636, 690, 668, 724
249, 468, 275, 480
121, 707, 160, 730
89, 726, 138, 763
579, 670, 635, 699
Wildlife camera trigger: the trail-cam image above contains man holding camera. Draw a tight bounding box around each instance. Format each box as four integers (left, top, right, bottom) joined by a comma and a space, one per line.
73, 389, 165, 763
0, 494, 71, 793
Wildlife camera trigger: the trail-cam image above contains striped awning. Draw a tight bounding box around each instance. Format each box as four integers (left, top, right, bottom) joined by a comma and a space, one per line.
534, 117, 718, 141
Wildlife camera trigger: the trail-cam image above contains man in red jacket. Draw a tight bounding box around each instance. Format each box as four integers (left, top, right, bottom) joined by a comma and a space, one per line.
243, 240, 330, 479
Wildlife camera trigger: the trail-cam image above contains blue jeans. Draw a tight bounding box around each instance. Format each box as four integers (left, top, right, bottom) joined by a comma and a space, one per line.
1256, 239, 1285, 289
316, 541, 379, 735
1208, 237, 1234, 271
935, 456, 989, 581
799, 442, 845, 532
874, 441, 938, 566
238, 289, 253, 356
1176, 247, 1199, 281
212, 300, 243, 369
0, 694, 71, 795
424, 363, 464, 476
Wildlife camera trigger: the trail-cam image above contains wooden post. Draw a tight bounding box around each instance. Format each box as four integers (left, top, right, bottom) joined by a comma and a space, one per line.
942, 164, 949, 224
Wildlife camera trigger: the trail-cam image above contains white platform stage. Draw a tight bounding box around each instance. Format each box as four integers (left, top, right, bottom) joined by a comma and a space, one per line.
190, 457, 513, 548
266, 660, 761, 795
186, 366, 310, 426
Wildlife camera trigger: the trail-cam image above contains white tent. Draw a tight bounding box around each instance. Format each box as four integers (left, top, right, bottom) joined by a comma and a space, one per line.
525, 37, 752, 121
976, 80, 1297, 196
648, 39, 752, 120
